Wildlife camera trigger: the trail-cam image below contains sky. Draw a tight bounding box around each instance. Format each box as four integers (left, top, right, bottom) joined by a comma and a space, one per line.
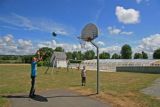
0, 0, 160, 58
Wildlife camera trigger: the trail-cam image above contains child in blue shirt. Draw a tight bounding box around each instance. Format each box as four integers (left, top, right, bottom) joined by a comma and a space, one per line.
29, 51, 43, 98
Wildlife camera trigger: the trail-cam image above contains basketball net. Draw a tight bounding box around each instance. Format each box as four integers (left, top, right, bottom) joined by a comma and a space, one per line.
80, 39, 86, 49
78, 36, 94, 50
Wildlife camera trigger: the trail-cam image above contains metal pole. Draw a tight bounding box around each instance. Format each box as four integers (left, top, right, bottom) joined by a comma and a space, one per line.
91, 41, 99, 94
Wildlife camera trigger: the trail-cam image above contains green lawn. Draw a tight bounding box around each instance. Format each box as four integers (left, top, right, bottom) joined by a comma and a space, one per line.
0, 64, 160, 107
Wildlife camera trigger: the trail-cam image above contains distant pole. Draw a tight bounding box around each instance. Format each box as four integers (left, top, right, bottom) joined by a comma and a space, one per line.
91, 41, 99, 94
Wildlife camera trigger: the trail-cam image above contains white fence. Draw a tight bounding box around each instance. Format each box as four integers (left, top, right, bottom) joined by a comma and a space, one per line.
70, 59, 160, 72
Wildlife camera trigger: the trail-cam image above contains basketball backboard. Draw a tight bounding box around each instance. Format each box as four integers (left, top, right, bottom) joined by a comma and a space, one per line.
80, 23, 98, 42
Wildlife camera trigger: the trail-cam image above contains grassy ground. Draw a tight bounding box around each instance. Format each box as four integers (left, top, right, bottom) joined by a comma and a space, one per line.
0, 64, 160, 107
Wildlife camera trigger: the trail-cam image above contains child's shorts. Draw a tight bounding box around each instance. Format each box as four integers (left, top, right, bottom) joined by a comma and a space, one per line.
82, 77, 86, 83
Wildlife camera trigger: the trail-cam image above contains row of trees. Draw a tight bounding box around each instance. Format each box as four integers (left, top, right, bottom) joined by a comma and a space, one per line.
0, 47, 62, 64
1, 45, 160, 64
121, 44, 148, 59
120, 44, 160, 59
0, 55, 33, 63
36, 45, 160, 61
66, 44, 148, 60
66, 44, 160, 60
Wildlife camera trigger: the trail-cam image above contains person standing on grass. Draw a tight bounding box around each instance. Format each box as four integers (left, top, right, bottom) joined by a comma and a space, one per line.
29, 51, 43, 98
81, 66, 86, 86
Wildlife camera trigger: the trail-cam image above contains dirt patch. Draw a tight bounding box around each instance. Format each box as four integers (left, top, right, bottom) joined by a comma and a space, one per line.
70, 87, 144, 107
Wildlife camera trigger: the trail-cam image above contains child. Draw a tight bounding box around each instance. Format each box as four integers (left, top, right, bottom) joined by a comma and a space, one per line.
81, 66, 86, 86
29, 51, 42, 98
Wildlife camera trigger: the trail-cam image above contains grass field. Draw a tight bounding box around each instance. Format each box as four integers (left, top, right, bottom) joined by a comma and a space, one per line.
0, 64, 160, 107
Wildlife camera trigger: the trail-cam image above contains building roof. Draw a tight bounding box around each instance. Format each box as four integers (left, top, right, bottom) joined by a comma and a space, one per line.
82, 59, 160, 66
50, 52, 67, 62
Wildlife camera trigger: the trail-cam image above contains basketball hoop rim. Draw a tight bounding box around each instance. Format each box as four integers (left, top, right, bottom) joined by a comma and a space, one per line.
77, 36, 92, 42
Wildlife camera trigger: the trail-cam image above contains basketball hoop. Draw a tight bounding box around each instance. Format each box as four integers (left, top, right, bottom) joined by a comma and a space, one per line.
78, 23, 99, 94
77, 23, 98, 50
81, 23, 98, 42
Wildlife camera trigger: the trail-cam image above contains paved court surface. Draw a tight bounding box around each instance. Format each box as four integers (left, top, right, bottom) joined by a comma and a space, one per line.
141, 78, 160, 97
3, 89, 111, 107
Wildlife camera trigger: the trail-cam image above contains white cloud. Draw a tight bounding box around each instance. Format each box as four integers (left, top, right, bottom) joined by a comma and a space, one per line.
108, 26, 121, 35
0, 13, 73, 35
135, 0, 150, 4
100, 46, 121, 54
0, 13, 37, 30
97, 41, 105, 46
115, 6, 140, 24
3, 34, 14, 45
108, 26, 133, 35
37, 40, 82, 52
135, 34, 160, 58
120, 31, 133, 35
17, 39, 32, 49
32, 18, 71, 35
1, 33, 160, 58
0, 34, 34, 55
38, 40, 60, 49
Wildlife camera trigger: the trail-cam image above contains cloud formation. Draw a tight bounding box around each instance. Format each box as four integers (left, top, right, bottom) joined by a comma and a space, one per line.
97, 41, 105, 46
1, 33, 160, 58
100, 46, 121, 54
3, 34, 14, 45
135, 0, 150, 4
17, 39, 32, 50
108, 26, 133, 35
115, 6, 140, 24
37, 40, 82, 52
136, 34, 160, 55
0, 13, 73, 35
0, 34, 34, 55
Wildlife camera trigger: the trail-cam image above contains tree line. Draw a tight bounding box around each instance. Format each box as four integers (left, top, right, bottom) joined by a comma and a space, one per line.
1, 44, 160, 64
39, 45, 160, 60
66, 44, 160, 60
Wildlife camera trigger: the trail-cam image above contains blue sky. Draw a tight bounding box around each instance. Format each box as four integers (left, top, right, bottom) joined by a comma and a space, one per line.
0, 0, 160, 56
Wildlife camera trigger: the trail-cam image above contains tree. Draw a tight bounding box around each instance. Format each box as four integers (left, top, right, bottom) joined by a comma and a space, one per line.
142, 51, 148, 59
121, 44, 132, 59
72, 51, 77, 60
84, 50, 95, 60
37, 47, 54, 61
153, 48, 160, 59
111, 53, 121, 59
77, 51, 84, 60
54, 47, 64, 52
134, 53, 142, 59
72, 51, 84, 60
66, 52, 73, 60
22, 55, 33, 63
99, 52, 110, 59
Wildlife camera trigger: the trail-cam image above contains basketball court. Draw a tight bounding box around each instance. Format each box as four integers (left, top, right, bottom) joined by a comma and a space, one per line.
5, 89, 111, 107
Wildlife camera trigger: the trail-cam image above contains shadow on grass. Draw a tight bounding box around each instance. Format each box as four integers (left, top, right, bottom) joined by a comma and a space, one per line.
2, 94, 48, 102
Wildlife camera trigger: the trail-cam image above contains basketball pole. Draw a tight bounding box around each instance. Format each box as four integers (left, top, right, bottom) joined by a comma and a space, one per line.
91, 41, 99, 94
